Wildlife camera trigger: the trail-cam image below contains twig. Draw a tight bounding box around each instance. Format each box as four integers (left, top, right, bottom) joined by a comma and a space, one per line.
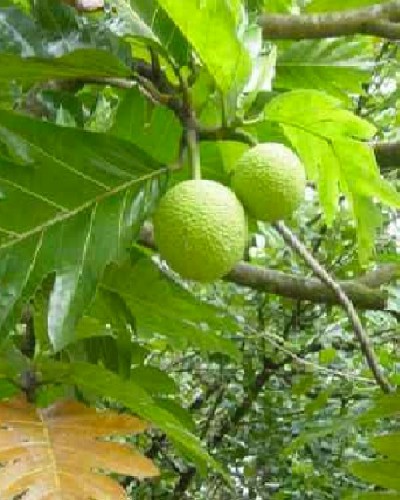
256, 328, 376, 385
273, 221, 392, 393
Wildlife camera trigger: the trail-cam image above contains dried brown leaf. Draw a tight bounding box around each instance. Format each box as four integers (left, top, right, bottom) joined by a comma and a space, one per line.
0, 396, 159, 499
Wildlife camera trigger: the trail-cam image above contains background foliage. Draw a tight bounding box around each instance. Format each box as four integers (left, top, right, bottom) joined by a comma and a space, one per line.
0, 0, 399, 498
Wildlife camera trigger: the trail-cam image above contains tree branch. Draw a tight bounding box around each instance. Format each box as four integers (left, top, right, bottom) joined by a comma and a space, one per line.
373, 140, 400, 172
273, 221, 392, 393
356, 263, 399, 288
259, 1, 400, 40
226, 262, 389, 310
138, 223, 396, 311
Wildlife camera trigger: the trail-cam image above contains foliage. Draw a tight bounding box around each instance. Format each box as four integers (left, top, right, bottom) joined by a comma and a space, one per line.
0, 0, 398, 499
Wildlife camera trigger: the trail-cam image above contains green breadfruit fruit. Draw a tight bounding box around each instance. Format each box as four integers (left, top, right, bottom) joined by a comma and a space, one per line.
153, 179, 247, 282
231, 143, 306, 222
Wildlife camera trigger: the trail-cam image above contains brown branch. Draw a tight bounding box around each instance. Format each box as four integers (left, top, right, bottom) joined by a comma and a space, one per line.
356, 263, 399, 288
138, 223, 395, 311
259, 1, 400, 40
227, 262, 388, 310
273, 221, 392, 393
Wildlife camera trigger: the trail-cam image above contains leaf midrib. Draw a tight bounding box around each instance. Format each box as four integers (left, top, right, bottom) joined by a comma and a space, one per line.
0, 168, 167, 252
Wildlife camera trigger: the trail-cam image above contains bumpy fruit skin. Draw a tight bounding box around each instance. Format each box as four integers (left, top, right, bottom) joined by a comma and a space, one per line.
153, 180, 247, 282
231, 143, 306, 222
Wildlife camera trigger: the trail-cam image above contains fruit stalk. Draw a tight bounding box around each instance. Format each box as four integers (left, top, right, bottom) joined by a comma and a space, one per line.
187, 126, 201, 180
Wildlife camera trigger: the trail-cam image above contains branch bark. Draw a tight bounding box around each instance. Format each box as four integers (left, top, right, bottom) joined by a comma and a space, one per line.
373, 140, 400, 172
138, 223, 396, 311
259, 1, 400, 40
227, 262, 390, 310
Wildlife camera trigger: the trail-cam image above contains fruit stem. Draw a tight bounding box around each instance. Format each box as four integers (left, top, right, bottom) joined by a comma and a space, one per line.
187, 127, 201, 180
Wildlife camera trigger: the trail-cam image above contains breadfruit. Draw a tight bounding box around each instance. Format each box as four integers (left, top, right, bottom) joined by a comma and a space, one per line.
153, 180, 247, 282
231, 143, 306, 222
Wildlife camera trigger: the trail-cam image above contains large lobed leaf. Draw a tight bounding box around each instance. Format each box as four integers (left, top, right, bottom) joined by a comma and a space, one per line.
39, 359, 225, 476
126, 0, 191, 65
261, 89, 400, 262
0, 396, 158, 499
349, 394, 400, 494
0, 49, 131, 83
0, 110, 167, 350
86, 251, 241, 360
155, 0, 251, 93
275, 38, 374, 99
111, 86, 182, 165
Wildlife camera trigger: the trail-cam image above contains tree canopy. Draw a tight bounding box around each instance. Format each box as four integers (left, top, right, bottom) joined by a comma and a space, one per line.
0, 0, 399, 498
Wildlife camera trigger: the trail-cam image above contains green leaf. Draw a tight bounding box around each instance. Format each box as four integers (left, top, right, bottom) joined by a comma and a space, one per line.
111, 87, 182, 164
344, 493, 400, 500
0, 49, 131, 83
243, 43, 277, 110
32, 0, 78, 33
349, 460, 400, 491
0, 7, 38, 56
127, 0, 190, 65
264, 0, 293, 13
131, 366, 178, 396
358, 392, 400, 423
154, 397, 196, 432
98, 252, 241, 359
157, 0, 251, 93
372, 433, 400, 459
39, 358, 224, 476
0, 379, 19, 399
304, 387, 332, 416
83, 335, 132, 379
319, 347, 337, 364
264, 89, 400, 261
77, 288, 136, 378
0, 110, 167, 350
275, 38, 374, 99
0, 338, 29, 379
282, 417, 356, 455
